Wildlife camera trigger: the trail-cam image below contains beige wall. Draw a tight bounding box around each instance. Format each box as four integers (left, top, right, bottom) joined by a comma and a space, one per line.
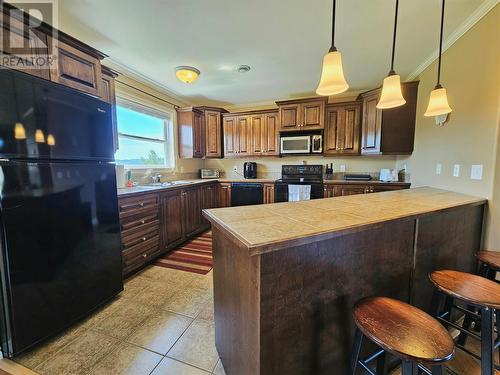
204, 156, 398, 179
397, 5, 500, 247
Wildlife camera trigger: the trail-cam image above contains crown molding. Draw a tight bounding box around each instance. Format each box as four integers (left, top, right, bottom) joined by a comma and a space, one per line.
406, 0, 498, 81
103, 58, 193, 107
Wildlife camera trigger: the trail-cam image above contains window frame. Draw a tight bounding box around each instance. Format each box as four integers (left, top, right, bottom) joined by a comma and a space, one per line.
115, 97, 175, 170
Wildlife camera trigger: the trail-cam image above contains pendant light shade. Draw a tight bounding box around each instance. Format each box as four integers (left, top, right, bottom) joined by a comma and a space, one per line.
316, 0, 349, 96
425, 85, 451, 117
377, 0, 405, 109
377, 73, 406, 109
424, 0, 452, 117
316, 49, 349, 95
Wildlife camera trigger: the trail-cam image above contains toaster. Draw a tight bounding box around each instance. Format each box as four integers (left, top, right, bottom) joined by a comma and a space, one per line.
200, 169, 220, 179
379, 169, 396, 182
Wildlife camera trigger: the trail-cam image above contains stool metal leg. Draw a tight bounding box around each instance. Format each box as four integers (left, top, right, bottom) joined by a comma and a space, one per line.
376, 350, 387, 375
481, 307, 494, 375
351, 328, 363, 375
431, 365, 444, 375
458, 304, 476, 346
401, 360, 416, 375
430, 289, 442, 317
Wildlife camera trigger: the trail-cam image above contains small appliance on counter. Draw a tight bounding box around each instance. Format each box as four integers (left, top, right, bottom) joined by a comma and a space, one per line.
325, 163, 334, 179
200, 168, 220, 179
243, 162, 257, 179
379, 169, 398, 182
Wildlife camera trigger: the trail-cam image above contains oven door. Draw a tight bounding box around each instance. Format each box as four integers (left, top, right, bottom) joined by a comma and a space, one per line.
275, 181, 324, 202
280, 136, 311, 154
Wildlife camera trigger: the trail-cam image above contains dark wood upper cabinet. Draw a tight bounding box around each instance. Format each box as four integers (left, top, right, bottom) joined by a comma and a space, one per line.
177, 106, 226, 159
276, 97, 327, 131
263, 112, 279, 155
101, 66, 119, 152
204, 110, 223, 158
359, 81, 419, 155
324, 102, 361, 156
223, 116, 238, 157
237, 116, 252, 156
177, 107, 205, 159
251, 115, 264, 154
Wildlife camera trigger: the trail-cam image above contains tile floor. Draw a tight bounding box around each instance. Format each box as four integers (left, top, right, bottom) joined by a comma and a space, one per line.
14, 266, 226, 375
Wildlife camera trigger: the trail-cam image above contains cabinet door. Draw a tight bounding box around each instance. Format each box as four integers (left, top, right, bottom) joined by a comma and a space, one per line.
0, 13, 51, 80
333, 185, 369, 196
302, 100, 325, 129
237, 116, 252, 156
50, 39, 103, 97
200, 184, 217, 226
218, 183, 232, 208
100, 72, 118, 152
279, 103, 300, 129
223, 116, 238, 157
361, 91, 382, 154
323, 185, 335, 198
160, 190, 184, 249
193, 112, 204, 158
251, 115, 264, 155
325, 107, 341, 154
342, 104, 361, 154
205, 111, 222, 158
264, 112, 279, 155
182, 188, 201, 237
263, 184, 275, 204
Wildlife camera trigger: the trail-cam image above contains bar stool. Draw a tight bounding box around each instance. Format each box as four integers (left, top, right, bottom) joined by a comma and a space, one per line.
430, 270, 500, 375
351, 296, 454, 375
477, 251, 500, 281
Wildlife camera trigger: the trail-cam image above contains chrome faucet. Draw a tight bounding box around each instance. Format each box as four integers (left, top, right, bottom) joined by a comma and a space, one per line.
151, 174, 162, 183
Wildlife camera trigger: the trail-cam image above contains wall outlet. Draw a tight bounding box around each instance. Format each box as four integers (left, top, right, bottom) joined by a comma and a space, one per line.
471, 165, 483, 180
453, 164, 461, 177
435, 163, 442, 175
340, 164, 346, 172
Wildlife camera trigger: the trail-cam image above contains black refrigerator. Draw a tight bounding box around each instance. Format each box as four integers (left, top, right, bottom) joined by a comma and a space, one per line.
0, 69, 123, 357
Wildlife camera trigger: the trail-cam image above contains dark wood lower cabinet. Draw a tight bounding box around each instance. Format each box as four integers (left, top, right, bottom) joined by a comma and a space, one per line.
160, 190, 184, 250
218, 183, 232, 207
182, 187, 203, 238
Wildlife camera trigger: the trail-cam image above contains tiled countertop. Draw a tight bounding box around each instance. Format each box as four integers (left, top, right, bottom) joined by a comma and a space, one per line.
203, 187, 486, 255
117, 178, 410, 197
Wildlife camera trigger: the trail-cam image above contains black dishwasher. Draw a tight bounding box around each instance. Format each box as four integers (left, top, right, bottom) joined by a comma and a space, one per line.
231, 183, 264, 207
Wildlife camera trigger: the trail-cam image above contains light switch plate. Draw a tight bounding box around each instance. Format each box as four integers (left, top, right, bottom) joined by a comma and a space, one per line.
340, 164, 346, 172
471, 165, 483, 180
436, 163, 442, 175
453, 164, 461, 177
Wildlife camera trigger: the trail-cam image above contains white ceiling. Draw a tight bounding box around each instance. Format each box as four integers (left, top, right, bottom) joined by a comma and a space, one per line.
56, 0, 493, 107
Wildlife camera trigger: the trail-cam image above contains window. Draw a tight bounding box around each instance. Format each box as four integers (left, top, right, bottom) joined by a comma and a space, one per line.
114, 102, 174, 168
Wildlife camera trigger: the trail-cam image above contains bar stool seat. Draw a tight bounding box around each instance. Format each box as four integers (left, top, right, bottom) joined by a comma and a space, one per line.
477, 251, 500, 271
430, 270, 500, 309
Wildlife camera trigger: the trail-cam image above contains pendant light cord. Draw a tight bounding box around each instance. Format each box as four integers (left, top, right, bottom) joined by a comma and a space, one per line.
436, 0, 445, 86
329, 0, 337, 52
389, 0, 400, 74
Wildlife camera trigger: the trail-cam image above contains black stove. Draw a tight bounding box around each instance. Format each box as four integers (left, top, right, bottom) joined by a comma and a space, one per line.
275, 165, 324, 202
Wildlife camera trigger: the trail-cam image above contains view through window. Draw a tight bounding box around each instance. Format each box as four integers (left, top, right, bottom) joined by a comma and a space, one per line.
114, 104, 172, 168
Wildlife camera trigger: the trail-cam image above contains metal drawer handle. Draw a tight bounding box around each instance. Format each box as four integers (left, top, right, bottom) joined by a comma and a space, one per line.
141, 220, 145, 224
142, 253, 148, 259
139, 202, 144, 207
142, 237, 147, 241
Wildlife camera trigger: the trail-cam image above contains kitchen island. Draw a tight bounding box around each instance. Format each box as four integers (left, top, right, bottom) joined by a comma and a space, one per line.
202, 187, 486, 375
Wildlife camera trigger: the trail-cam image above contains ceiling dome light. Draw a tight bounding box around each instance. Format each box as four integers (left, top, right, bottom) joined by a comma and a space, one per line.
175, 66, 200, 84
316, 0, 349, 96
424, 0, 452, 118
377, 0, 406, 109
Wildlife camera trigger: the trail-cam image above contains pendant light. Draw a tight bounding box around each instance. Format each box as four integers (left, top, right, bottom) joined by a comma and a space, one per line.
424, 0, 452, 117
316, 0, 349, 96
377, 0, 406, 109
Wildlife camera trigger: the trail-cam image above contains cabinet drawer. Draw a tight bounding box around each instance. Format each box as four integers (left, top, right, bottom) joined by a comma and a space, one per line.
123, 235, 159, 263
122, 225, 159, 249
121, 214, 158, 232
119, 194, 158, 218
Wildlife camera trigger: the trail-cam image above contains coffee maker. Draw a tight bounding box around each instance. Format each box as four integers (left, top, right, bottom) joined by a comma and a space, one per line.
243, 162, 257, 179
